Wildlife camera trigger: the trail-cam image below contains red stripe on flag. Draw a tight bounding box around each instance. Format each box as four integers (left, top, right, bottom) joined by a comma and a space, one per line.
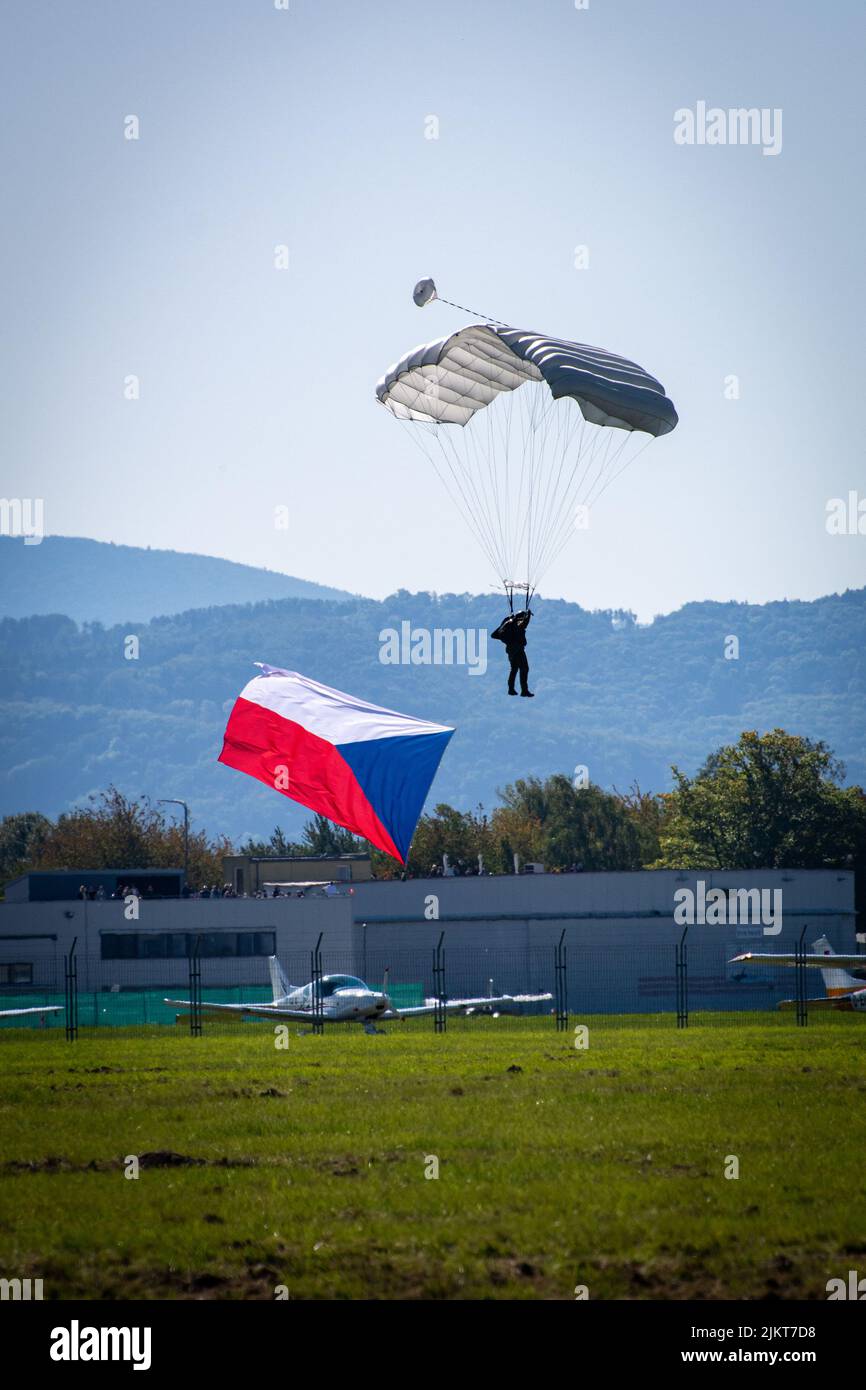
218, 696, 403, 861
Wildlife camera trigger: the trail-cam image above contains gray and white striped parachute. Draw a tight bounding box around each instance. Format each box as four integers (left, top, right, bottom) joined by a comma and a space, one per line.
376, 316, 677, 594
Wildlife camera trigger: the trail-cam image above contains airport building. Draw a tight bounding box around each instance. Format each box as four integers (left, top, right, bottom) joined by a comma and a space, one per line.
0, 866, 857, 1017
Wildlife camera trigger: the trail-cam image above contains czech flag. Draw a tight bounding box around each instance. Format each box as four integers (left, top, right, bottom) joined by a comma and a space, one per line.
218, 665, 454, 862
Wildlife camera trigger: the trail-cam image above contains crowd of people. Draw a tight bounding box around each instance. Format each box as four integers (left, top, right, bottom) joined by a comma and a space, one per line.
76, 864, 587, 900
182, 883, 320, 899
182, 883, 340, 899
420, 860, 585, 879
77, 881, 322, 901
425, 860, 488, 878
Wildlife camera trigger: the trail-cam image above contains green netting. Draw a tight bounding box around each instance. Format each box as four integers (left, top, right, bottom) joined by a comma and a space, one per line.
0, 982, 426, 1028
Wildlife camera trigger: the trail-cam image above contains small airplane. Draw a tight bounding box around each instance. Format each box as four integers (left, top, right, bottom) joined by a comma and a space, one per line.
729, 935, 866, 1012
0, 1005, 64, 1022
166, 958, 552, 1034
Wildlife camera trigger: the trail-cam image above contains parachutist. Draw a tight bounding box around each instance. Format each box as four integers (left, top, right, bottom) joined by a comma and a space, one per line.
492, 609, 533, 697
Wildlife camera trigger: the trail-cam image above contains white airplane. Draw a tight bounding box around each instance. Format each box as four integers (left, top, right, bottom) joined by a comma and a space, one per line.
729, 935, 866, 1012
0, 1005, 64, 1021
166, 958, 552, 1034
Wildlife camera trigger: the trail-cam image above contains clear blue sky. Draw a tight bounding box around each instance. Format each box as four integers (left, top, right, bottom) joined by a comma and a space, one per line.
3, 0, 864, 620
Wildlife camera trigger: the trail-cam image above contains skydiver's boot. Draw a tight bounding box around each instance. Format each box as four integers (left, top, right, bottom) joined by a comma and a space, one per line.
521, 690, 534, 697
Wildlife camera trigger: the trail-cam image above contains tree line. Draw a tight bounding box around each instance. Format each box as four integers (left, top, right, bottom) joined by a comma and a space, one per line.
2, 730, 865, 893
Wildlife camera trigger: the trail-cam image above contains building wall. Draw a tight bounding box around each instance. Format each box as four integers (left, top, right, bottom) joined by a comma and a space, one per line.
0, 896, 356, 993
0, 869, 856, 1014
348, 869, 857, 1011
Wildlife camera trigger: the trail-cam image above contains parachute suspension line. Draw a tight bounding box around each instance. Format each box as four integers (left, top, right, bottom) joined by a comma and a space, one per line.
487, 382, 534, 587
472, 401, 511, 577
503, 386, 526, 579
457, 410, 511, 579
492, 392, 518, 584
496, 388, 515, 579
531, 415, 613, 587
521, 393, 551, 584
497, 385, 522, 576
435, 423, 510, 580
530, 403, 604, 586
528, 397, 587, 584
533, 426, 652, 589
401, 420, 505, 582
449, 417, 516, 584
532, 424, 617, 585
587, 431, 655, 508
521, 384, 538, 590
519, 379, 553, 590
578, 427, 631, 516
394, 384, 661, 601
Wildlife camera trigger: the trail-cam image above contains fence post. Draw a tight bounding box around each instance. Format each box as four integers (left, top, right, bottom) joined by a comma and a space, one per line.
64, 936, 79, 1042
433, 931, 446, 1034
795, 924, 808, 1027
187, 934, 202, 1037
554, 929, 568, 1032
675, 927, 689, 1028
310, 932, 324, 1035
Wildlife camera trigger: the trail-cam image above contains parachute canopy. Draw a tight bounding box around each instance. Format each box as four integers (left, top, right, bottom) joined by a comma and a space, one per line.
377, 323, 677, 437
376, 319, 677, 594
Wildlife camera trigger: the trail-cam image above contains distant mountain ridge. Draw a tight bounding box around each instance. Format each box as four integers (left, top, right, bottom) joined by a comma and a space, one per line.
1, 583, 863, 846
0, 536, 356, 624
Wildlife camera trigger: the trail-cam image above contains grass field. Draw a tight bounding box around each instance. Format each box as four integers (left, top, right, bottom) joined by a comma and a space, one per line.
1, 1015, 864, 1300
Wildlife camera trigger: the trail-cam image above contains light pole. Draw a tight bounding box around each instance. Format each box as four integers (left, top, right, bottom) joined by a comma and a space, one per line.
158, 799, 190, 885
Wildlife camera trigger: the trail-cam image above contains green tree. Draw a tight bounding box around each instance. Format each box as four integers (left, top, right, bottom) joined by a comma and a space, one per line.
24, 787, 230, 888
616, 784, 665, 866
492, 774, 645, 871
238, 826, 300, 857
0, 812, 53, 888
405, 804, 496, 875
298, 814, 364, 856
653, 729, 866, 869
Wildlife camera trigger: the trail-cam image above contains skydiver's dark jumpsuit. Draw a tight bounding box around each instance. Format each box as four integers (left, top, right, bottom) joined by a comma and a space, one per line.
492, 610, 532, 696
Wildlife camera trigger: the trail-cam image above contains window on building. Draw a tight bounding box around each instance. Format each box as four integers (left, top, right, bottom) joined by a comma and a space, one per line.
0, 962, 34, 985
236, 931, 277, 957
101, 932, 276, 960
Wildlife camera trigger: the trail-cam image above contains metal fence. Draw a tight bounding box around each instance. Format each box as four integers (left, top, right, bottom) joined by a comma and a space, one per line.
1, 931, 861, 1036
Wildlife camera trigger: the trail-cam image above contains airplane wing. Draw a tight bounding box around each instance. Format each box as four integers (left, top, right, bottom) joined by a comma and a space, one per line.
777, 991, 866, 1011
0, 1005, 64, 1019
729, 952, 866, 968
164, 998, 315, 1023
390, 992, 553, 1019
778, 996, 846, 1009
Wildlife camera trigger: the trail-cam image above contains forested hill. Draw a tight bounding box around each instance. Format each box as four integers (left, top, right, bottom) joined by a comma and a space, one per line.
0, 536, 355, 624
1, 586, 863, 844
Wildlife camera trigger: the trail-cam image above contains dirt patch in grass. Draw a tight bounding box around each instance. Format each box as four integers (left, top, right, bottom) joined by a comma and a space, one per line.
3, 1151, 261, 1175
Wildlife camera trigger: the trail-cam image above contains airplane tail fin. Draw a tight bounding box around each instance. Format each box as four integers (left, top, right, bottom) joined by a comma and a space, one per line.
813, 935, 861, 997
268, 956, 294, 1003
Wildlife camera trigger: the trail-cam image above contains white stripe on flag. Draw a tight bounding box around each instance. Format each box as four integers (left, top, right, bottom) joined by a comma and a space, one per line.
238, 665, 454, 746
